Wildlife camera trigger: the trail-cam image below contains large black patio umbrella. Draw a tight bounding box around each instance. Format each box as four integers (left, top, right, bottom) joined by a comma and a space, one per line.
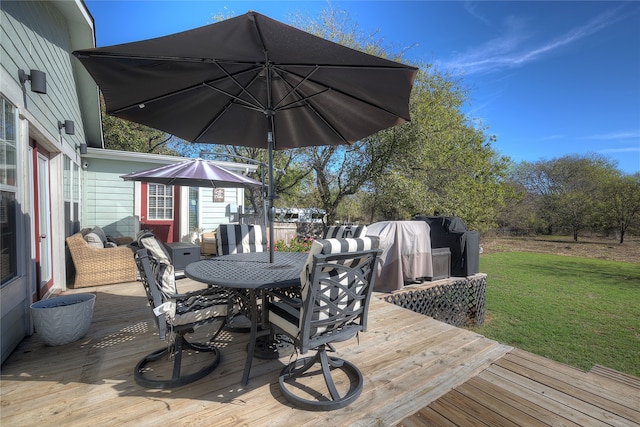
74, 11, 418, 262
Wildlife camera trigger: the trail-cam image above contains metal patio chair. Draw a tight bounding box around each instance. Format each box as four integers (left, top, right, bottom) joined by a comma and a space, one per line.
267, 237, 381, 410
132, 231, 229, 388
323, 225, 368, 239
216, 224, 268, 255
215, 224, 269, 332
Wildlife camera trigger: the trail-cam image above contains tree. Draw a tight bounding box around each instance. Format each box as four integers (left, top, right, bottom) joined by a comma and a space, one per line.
362, 65, 513, 231
512, 154, 620, 241
289, 6, 513, 228
101, 6, 516, 231
199, 145, 313, 222
100, 96, 179, 154
601, 173, 640, 243
307, 130, 405, 224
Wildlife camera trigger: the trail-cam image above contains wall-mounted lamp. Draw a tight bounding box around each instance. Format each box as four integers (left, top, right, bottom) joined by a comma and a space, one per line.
18, 69, 47, 94
76, 143, 87, 155
58, 120, 75, 135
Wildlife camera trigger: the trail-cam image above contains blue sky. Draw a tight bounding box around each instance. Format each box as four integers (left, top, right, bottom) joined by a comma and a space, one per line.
85, 1, 640, 174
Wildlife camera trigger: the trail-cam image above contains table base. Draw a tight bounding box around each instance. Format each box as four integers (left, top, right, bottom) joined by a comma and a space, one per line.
251, 334, 294, 359
225, 314, 252, 333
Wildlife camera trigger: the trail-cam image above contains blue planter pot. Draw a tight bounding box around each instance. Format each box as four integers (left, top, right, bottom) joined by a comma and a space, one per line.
30, 294, 96, 346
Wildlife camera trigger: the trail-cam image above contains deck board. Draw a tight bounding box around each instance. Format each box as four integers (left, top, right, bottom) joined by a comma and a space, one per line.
2, 279, 637, 426
400, 349, 640, 427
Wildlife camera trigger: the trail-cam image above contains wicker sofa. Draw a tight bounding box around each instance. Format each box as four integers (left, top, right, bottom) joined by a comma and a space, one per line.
66, 228, 137, 288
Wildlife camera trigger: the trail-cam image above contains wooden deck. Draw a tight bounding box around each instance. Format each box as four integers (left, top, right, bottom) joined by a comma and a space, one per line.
399, 350, 640, 426
1, 279, 638, 426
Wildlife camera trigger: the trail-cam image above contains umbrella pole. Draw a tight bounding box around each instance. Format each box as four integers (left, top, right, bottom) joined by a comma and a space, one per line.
267, 131, 275, 263
266, 60, 276, 263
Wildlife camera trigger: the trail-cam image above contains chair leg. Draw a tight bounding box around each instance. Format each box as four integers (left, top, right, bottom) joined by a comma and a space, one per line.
134, 335, 221, 389
224, 290, 252, 333
278, 345, 364, 411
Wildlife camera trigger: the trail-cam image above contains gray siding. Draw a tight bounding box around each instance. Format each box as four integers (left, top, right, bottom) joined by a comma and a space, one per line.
83, 156, 241, 238
1, 0, 86, 153
83, 158, 138, 238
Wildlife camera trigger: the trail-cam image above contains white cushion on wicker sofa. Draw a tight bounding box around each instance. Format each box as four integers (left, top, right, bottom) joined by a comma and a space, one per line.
83, 232, 104, 248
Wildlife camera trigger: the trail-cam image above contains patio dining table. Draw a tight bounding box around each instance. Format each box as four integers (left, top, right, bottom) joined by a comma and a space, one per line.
184, 251, 308, 385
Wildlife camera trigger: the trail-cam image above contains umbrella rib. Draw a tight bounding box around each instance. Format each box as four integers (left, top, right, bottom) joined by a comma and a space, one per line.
272, 66, 321, 110
207, 62, 266, 111
111, 66, 263, 115
273, 64, 413, 122
276, 89, 331, 111
194, 103, 233, 141
271, 67, 350, 144
195, 65, 267, 141
202, 84, 264, 113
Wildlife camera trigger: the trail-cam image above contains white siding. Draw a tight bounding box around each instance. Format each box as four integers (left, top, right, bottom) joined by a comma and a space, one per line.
200, 187, 240, 231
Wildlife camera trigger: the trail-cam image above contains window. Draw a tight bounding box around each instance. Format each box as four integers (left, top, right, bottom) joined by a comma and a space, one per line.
1, 96, 17, 285
64, 156, 81, 236
188, 187, 198, 231
148, 183, 173, 220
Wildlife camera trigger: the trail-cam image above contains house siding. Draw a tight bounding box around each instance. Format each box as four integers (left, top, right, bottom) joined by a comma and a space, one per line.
1, 1, 88, 152
83, 157, 142, 238
1, 0, 97, 363
200, 186, 241, 232
81, 152, 254, 240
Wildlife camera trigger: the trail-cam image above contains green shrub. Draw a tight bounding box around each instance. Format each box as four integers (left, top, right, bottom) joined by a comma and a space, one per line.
275, 236, 314, 252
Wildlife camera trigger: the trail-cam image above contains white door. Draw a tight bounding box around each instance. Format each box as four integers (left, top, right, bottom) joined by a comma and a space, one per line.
37, 153, 52, 287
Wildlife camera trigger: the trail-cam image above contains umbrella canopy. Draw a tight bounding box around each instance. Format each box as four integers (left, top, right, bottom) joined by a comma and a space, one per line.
120, 158, 262, 188
73, 11, 417, 148
74, 11, 419, 261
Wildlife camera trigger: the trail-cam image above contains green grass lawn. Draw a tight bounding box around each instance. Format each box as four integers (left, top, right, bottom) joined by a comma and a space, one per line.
475, 252, 640, 377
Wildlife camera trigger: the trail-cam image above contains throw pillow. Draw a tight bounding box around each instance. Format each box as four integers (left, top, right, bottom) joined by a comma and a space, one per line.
91, 226, 108, 247
84, 232, 104, 248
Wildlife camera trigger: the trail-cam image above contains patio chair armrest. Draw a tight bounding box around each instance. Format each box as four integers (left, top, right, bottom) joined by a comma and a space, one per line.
267, 289, 302, 308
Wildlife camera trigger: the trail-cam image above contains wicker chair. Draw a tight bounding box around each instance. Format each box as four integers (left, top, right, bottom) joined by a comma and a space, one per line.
66, 233, 137, 288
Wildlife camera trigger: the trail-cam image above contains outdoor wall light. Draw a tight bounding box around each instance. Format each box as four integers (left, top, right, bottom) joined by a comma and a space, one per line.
18, 69, 47, 94
76, 143, 87, 155
58, 120, 75, 135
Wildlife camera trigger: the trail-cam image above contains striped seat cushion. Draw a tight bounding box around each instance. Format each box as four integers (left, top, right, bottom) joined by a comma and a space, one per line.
270, 236, 379, 340
136, 230, 227, 326
323, 225, 368, 239
216, 224, 267, 255
172, 294, 228, 326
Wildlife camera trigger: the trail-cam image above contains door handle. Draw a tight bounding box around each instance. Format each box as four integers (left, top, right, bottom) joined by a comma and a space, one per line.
40, 234, 47, 239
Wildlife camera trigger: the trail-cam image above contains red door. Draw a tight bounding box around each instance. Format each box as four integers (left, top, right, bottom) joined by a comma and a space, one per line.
140, 183, 181, 243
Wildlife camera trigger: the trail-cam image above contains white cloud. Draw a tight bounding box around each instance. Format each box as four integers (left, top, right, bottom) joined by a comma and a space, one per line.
581, 131, 640, 141
598, 147, 640, 153
444, 6, 627, 75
